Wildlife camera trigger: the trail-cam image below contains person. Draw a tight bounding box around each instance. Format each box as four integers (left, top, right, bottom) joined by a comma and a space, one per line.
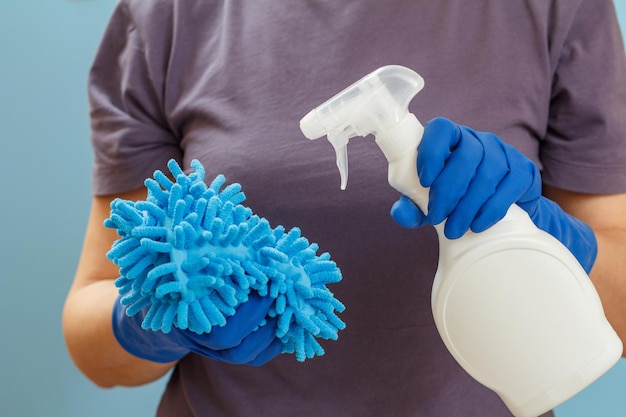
62, 0, 626, 416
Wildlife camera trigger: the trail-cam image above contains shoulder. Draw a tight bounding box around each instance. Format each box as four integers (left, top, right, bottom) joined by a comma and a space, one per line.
115, 0, 227, 54
121, 0, 223, 27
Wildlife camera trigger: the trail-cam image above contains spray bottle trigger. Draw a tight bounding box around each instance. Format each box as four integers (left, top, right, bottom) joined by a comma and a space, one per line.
328, 132, 350, 190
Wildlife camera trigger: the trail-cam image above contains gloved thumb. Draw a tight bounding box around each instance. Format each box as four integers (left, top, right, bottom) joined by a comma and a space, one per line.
391, 195, 428, 228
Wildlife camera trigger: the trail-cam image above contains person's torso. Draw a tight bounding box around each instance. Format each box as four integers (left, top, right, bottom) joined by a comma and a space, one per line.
124, 1, 565, 415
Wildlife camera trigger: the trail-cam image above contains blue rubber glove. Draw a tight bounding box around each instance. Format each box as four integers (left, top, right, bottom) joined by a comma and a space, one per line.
390, 117, 598, 273
112, 292, 283, 366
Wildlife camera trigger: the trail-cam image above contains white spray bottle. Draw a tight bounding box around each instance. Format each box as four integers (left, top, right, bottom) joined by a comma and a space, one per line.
299, 65, 622, 417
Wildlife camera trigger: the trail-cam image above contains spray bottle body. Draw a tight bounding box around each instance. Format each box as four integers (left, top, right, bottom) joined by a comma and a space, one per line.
429, 208, 622, 417
383, 109, 622, 417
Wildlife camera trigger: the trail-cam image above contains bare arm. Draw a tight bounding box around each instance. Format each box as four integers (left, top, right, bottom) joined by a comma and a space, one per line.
544, 185, 626, 355
62, 188, 176, 388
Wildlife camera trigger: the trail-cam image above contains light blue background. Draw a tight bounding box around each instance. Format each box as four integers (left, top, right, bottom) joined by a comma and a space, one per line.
0, 2, 624, 416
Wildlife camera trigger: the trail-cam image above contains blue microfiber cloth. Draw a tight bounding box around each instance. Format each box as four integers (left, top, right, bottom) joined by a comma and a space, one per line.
105, 159, 346, 361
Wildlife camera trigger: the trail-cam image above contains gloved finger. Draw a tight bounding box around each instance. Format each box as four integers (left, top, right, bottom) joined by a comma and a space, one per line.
417, 117, 462, 187
235, 318, 282, 365
203, 292, 275, 350
246, 338, 283, 366
390, 195, 427, 228
472, 143, 540, 232
209, 318, 281, 365
444, 132, 510, 239
511, 147, 542, 207
470, 178, 520, 233
426, 125, 484, 225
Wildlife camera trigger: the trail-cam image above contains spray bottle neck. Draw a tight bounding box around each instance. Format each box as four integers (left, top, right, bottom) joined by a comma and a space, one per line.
375, 113, 424, 162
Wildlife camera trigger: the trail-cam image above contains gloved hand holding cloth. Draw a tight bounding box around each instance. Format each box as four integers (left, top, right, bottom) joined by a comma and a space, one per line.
105, 159, 345, 366
112, 292, 282, 366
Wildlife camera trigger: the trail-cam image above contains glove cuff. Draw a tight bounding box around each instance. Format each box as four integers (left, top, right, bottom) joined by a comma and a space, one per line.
111, 296, 189, 363
520, 197, 598, 274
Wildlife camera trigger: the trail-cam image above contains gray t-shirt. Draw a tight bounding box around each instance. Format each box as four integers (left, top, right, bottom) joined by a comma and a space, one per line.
89, 1, 626, 416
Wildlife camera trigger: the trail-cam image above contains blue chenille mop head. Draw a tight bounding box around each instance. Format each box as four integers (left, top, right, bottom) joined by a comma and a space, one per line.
104, 159, 346, 361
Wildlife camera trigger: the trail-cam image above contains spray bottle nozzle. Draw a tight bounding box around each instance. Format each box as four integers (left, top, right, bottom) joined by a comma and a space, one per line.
299, 65, 425, 190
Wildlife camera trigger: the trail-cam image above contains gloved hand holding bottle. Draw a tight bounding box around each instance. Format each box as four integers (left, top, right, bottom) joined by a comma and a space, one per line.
390, 117, 598, 273
112, 292, 283, 366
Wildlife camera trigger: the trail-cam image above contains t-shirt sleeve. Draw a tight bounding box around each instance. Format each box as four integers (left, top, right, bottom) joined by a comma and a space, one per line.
541, 0, 626, 194
88, 0, 182, 196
